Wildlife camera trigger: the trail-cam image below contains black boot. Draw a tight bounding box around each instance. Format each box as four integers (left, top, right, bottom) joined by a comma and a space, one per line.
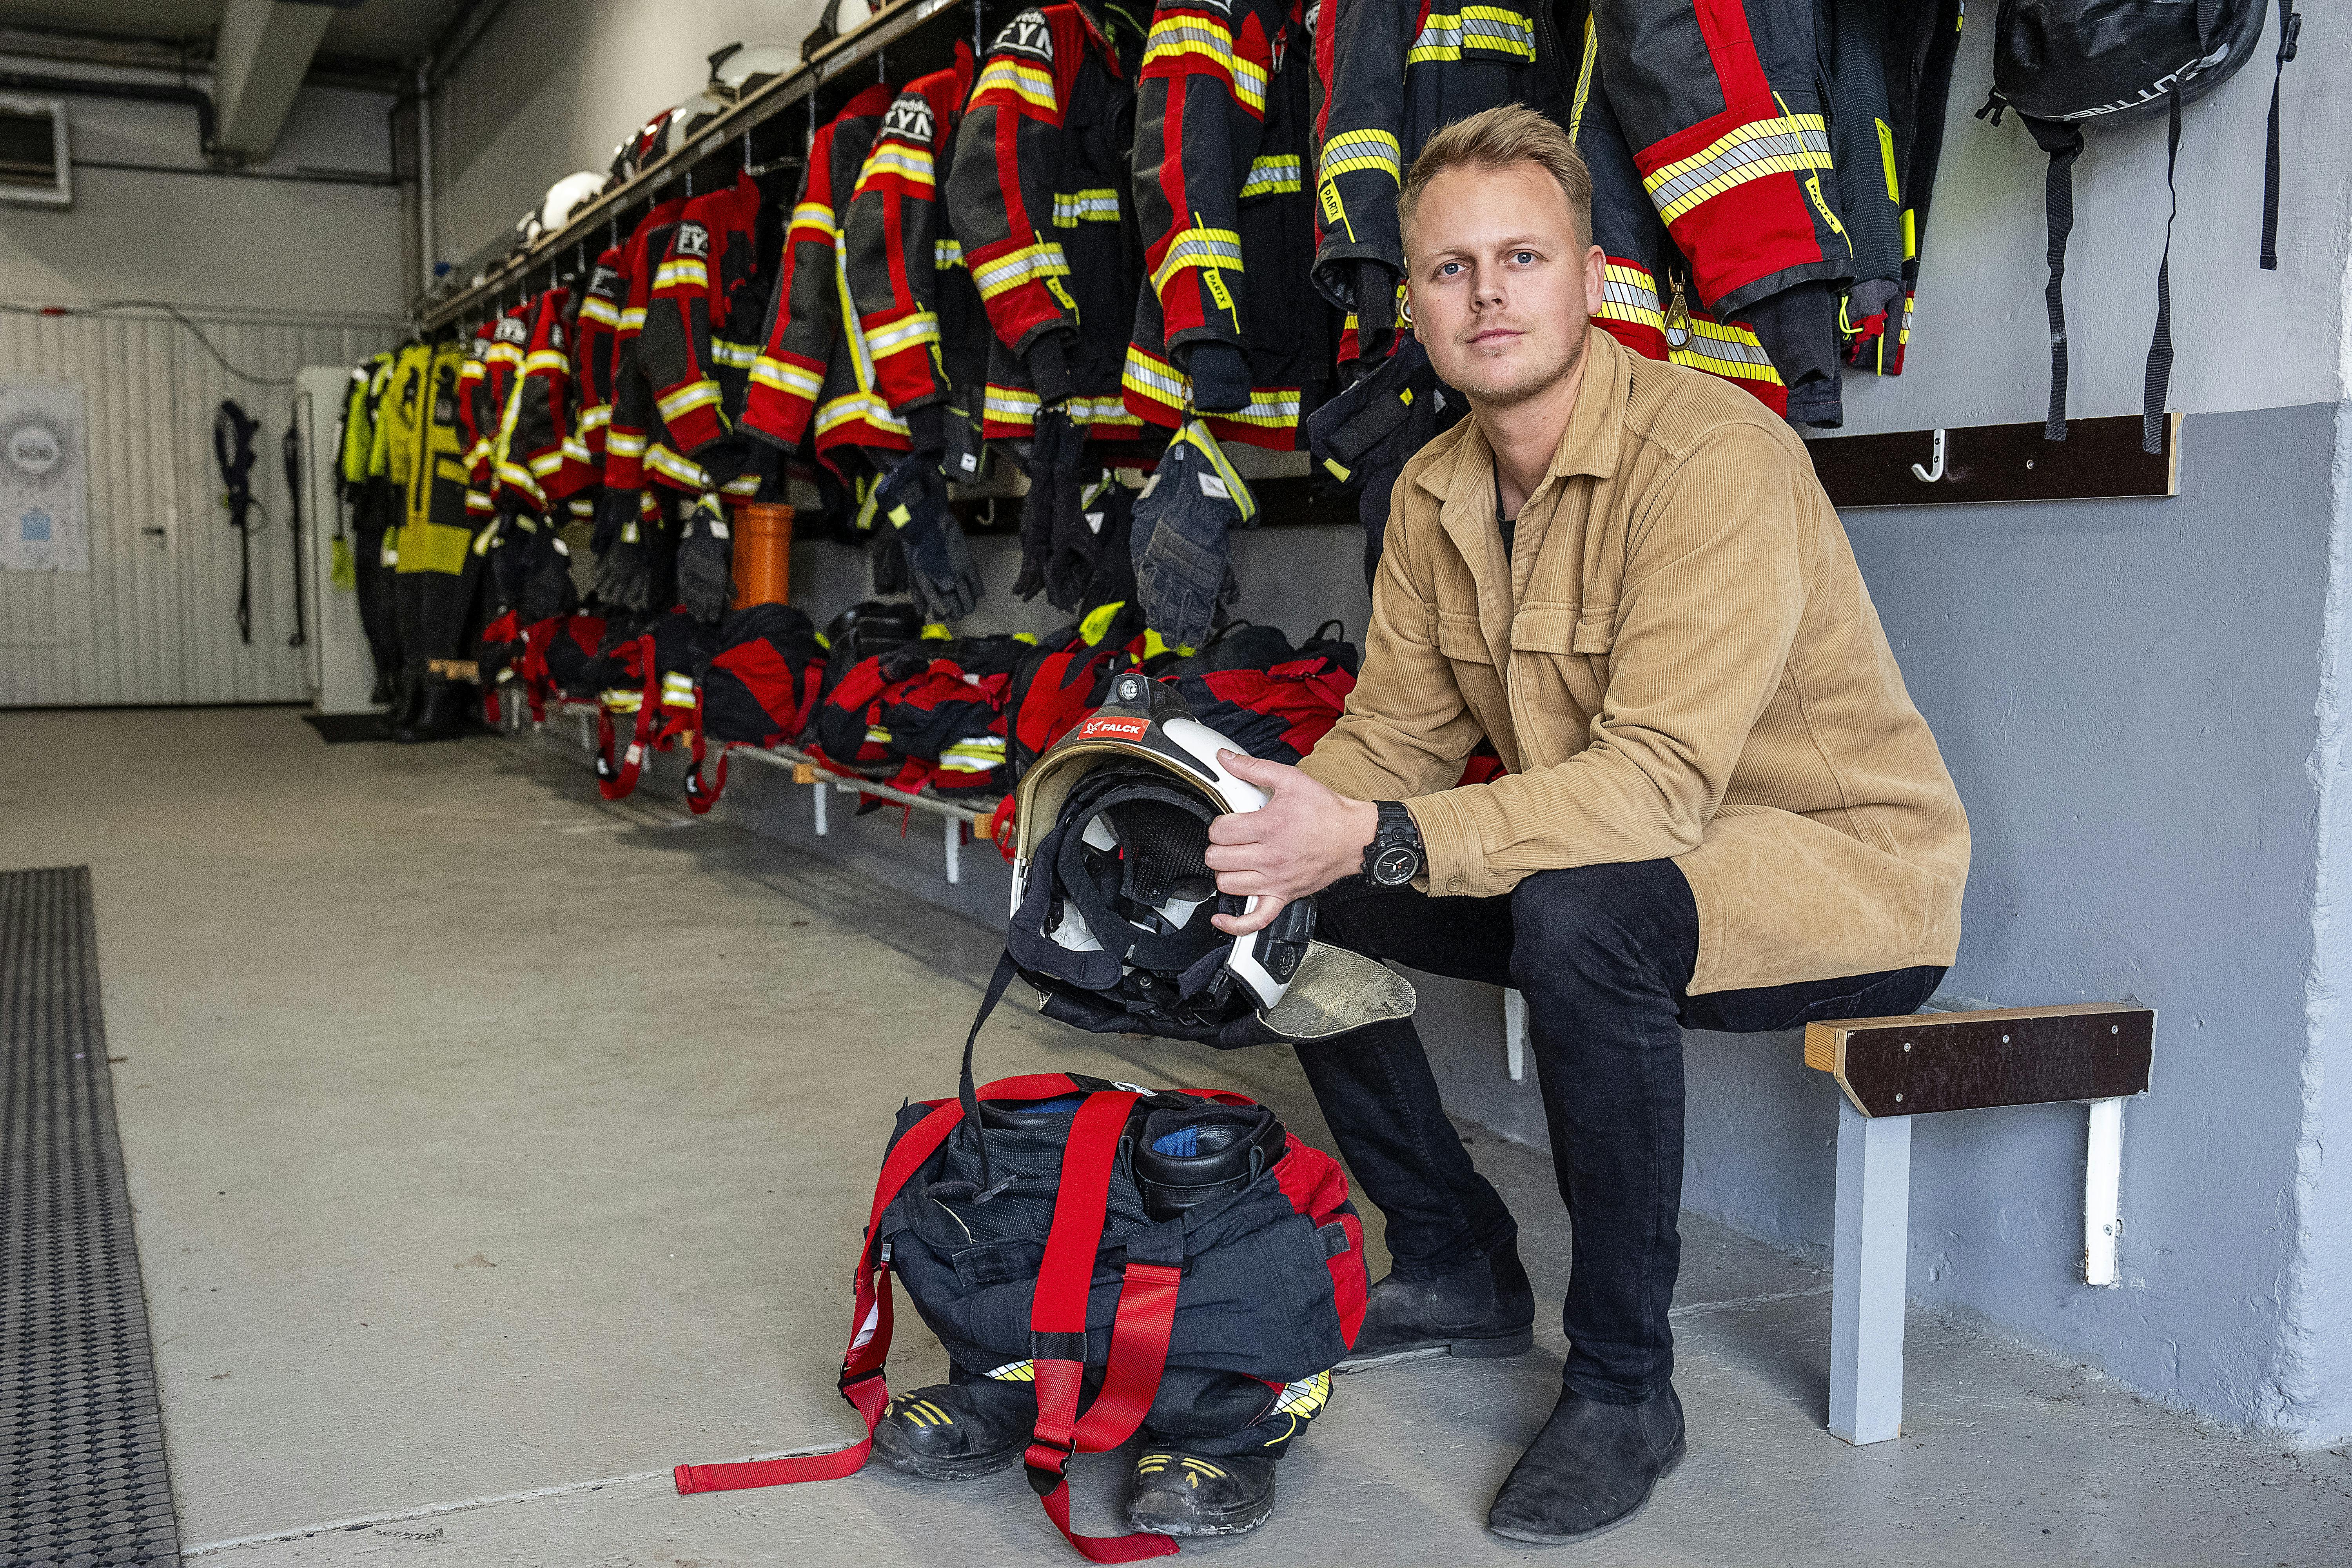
1336, 1245, 1534, 1370
369, 670, 395, 707
396, 679, 475, 744
1486, 1385, 1684, 1545
1127, 1451, 1277, 1537
378, 667, 423, 737
870, 1377, 1035, 1481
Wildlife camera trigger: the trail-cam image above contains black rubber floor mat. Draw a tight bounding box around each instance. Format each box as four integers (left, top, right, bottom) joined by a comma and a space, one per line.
299, 712, 387, 744
2, 866, 180, 1568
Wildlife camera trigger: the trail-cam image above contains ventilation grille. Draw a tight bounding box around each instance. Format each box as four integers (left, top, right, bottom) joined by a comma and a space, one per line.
0, 97, 70, 207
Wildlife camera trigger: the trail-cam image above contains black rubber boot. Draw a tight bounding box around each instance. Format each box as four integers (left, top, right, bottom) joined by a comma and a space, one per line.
1336, 1244, 1535, 1370
396, 679, 476, 744
1126, 1451, 1277, 1537
1486, 1385, 1685, 1545
378, 668, 423, 737
870, 1378, 1036, 1481
369, 670, 394, 707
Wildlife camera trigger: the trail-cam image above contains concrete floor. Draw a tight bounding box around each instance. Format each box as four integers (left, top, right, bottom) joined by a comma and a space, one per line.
2, 705, 2347, 1568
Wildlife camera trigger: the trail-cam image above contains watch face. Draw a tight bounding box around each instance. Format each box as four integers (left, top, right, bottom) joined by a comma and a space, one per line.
1373, 844, 1419, 886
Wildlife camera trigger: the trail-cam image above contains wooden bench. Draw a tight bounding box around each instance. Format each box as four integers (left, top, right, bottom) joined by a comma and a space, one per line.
1803, 1002, 2156, 1445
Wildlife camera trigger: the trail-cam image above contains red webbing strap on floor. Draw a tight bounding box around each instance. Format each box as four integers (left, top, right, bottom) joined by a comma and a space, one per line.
673, 1073, 1092, 1496
1022, 1092, 1180, 1563
683, 691, 728, 815
594, 634, 657, 801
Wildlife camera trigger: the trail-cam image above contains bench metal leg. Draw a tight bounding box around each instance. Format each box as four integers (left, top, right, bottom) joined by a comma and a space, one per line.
1829, 1094, 1910, 1445
2084, 1097, 2123, 1287
1501, 988, 1528, 1083
944, 813, 962, 884
811, 781, 829, 837
576, 710, 594, 753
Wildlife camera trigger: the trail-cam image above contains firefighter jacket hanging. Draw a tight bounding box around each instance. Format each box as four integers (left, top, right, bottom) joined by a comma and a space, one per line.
842, 45, 991, 474
944, 1, 1150, 442
572, 245, 629, 470
392, 341, 487, 678
606, 197, 692, 494
1123, 0, 1336, 450
1311, 0, 1561, 352
745, 83, 910, 463
641, 171, 788, 495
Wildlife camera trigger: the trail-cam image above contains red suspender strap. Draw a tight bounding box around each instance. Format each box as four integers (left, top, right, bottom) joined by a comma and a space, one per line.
684, 691, 727, 815
674, 1071, 1091, 1496
595, 634, 658, 800
1023, 1091, 1182, 1563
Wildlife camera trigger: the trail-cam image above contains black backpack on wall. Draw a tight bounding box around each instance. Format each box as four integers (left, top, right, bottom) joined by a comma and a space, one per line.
1980, 0, 2300, 451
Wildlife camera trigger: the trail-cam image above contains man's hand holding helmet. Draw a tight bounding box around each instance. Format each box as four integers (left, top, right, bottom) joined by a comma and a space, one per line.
1205, 751, 1380, 935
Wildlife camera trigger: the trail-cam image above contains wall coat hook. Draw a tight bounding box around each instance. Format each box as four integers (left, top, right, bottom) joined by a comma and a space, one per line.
1911, 428, 1947, 484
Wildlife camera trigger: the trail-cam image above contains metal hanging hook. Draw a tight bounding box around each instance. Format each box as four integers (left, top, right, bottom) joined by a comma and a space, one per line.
1911, 428, 1947, 484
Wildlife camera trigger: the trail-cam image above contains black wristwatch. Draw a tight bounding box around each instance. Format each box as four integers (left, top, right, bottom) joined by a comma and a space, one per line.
1361, 801, 1424, 887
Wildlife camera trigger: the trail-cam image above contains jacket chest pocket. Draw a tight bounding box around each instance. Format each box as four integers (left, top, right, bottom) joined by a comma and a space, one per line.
1508, 603, 1612, 726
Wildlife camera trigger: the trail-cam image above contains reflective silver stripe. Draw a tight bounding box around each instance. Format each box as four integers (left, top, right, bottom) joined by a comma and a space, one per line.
1239, 154, 1302, 198
1645, 114, 1831, 223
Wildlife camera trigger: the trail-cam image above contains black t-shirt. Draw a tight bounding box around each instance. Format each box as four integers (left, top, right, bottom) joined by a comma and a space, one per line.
1494, 464, 1516, 559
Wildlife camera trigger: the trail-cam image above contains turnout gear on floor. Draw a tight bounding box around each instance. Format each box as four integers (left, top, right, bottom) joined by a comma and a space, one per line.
878, 633, 1033, 797
683, 602, 825, 814
1127, 1450, 1278, 1537
1146, 620, 1358, 765
1125, 0, 1335, 448
1132, 422, 1251, 653
592, 608, 717, 800
1004, 611, 1149, 780
842, 47, 990, 460
673, 1071, 1364, 1563
872, 1375, 1037, 1481
945, 1, 1151, 442
1004, 670, 1415, 1047
744, 84, 908, 460
1982, 0, 2292, 450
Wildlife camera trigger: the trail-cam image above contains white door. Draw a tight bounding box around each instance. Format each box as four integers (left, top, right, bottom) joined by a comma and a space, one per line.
0, 310, 391, 705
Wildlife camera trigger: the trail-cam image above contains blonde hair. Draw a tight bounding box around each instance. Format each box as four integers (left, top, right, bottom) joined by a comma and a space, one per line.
1396, 104, 1593, 261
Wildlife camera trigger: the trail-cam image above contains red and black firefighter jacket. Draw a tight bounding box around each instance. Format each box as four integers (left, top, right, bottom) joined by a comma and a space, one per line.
1586, 0, 1871, 423
455, 319, 500, 521
1563, 6, 1792, 416
500, 286, 596, 513
841, 47, 992, 459
1311, 0, 1560, 336
571, 244, 628, 472
743, 83, 909, 463
604, 197, 690, 494
943, 2, 1150, 443
639, 172, 779, 498
1124, 0, 1336, 450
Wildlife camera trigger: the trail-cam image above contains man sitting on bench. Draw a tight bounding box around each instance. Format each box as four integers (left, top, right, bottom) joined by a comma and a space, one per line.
1201, 105, 1971, 1544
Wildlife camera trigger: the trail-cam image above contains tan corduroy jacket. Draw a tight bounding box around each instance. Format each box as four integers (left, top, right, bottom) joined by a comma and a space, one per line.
1298, 327, 1968, 994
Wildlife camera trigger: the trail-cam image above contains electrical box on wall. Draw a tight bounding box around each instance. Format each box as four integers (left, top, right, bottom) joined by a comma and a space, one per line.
0, 96, 70, 207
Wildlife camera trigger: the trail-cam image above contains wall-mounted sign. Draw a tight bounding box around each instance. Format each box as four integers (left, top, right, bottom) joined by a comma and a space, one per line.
0, 381, 88, 572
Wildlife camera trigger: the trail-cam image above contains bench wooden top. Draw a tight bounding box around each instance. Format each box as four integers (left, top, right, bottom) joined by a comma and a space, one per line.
1806, 1003, 2155, 1118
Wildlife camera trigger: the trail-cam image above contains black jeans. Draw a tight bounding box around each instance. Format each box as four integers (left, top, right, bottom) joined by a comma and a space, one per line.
1298, 858, 1943, 1404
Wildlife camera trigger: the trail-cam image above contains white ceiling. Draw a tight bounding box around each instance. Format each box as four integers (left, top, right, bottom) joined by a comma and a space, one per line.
0, 0, 471, 64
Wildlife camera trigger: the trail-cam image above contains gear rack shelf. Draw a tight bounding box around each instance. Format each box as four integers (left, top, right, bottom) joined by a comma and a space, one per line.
530, 698, 997, 885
